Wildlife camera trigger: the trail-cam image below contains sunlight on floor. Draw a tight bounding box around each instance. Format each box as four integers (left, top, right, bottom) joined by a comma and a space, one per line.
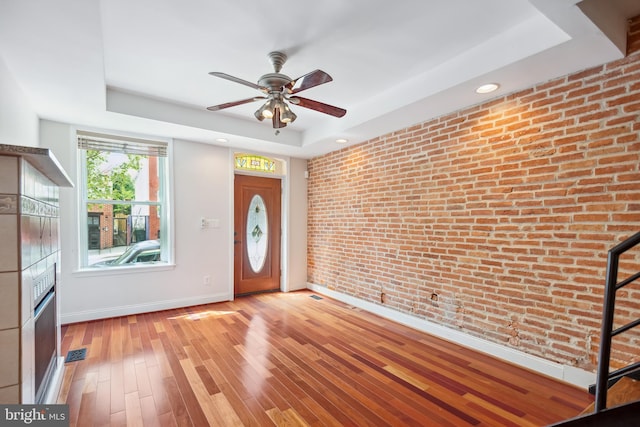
168, 310, 236, 320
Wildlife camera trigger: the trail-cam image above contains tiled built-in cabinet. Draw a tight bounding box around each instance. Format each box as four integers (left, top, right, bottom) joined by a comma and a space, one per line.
0, 145, 72, 404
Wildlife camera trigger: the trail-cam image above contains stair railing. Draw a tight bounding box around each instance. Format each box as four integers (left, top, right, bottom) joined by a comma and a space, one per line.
594, 230, 640, 413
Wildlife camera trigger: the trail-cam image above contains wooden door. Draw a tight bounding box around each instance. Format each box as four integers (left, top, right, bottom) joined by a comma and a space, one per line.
234, 174, 281, 295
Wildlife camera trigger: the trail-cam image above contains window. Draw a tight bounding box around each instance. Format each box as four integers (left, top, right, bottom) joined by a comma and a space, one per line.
77, 130, 171, 269
234, 153, 284, 174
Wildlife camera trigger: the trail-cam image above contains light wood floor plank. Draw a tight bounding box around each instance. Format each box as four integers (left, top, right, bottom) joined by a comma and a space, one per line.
110, 362, 126, 415
94, 378, 112, 427
140, 394, 161, 427
124, 391, 144, 427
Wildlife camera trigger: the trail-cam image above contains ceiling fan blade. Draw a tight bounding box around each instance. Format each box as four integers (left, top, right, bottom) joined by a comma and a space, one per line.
208, 72, 266, 91
286, 70, 333, 94
206, 96, 265, 111
289, 96, 346, 118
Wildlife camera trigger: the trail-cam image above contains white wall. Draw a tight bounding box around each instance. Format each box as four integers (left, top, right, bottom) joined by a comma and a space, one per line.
172, 138, 232, 300
0, 57, 38, 147
287, 157, 308, 291
0, 59, 309, 317
40, 120, 308, 323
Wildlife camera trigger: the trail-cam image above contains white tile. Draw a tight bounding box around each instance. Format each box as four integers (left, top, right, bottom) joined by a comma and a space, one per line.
21, 270, 33, 327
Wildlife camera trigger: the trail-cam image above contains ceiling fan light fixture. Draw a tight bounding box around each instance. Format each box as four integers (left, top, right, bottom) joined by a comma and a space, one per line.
254, 107, 266, 121
280, 103, 297, 123
255, 99, 275, 120
263, 98, 279, 118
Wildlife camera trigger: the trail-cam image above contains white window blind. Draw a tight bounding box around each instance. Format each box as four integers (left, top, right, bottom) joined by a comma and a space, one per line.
77, 130, 168, 157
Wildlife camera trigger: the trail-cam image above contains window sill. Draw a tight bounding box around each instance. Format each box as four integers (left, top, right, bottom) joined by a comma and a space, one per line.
72, 262, 176, 278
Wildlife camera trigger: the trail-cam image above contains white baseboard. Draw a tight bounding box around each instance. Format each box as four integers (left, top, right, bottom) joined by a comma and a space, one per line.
307, 283, 595, 389
60, 293, 232, 324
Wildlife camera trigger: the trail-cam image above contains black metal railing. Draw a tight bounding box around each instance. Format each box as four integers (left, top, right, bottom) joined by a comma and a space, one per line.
594, 230, 640, 413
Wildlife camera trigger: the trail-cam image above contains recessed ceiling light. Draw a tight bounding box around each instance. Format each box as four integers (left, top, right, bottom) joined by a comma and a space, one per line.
476, 83, 500, 94
336, 138, 348, 144
215, 138, 228, 143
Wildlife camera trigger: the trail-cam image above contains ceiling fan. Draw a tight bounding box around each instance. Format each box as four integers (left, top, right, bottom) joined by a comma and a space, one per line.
206, 51, 346, 129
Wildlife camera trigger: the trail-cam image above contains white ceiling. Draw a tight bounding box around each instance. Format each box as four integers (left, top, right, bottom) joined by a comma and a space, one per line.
0, 0, 638, 158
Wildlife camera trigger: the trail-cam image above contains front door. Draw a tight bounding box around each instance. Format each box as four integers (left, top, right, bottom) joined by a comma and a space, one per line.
234, 174, 281, 295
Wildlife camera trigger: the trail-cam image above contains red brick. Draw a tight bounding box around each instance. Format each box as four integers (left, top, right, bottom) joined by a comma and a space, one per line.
308, 41, 640, 369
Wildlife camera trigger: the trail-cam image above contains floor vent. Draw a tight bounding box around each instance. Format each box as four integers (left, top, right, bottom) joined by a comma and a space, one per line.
65, 348, 87, 363
310, 295, 323, 300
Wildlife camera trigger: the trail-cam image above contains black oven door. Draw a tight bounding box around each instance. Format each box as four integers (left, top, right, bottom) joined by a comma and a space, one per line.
34, 288, 56, 403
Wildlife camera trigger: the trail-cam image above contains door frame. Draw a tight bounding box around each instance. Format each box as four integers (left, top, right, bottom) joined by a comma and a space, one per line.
227, 151, 291, 299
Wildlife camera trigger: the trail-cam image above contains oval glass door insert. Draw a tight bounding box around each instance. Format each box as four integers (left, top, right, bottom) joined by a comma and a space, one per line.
246, 194, 268, 273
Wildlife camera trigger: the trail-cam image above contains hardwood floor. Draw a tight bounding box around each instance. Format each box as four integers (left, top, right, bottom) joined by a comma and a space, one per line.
57, 291, 592, 426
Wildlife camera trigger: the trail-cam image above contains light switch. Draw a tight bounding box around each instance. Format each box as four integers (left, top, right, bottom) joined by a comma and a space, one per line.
200, 218, 220, 229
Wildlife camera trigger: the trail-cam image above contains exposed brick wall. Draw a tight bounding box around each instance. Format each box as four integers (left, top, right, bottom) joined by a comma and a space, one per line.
308, 18, 640, 371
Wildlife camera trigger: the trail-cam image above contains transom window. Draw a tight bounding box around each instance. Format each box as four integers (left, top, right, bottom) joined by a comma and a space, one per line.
234, 153, 284, 174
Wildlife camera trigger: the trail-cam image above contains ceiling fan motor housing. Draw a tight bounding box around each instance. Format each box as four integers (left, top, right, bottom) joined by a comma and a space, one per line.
258, 73, 292, 92
259, 51, 293, 91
